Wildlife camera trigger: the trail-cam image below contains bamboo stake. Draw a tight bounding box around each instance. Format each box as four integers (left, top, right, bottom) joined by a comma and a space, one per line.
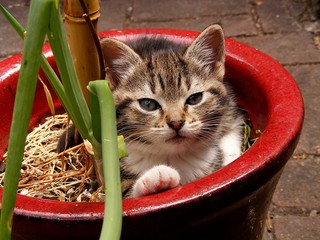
63, 0, 101, 104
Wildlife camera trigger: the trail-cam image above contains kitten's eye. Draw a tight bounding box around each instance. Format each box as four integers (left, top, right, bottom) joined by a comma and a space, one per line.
186, 92, 203, 105
139, 98, 161, 111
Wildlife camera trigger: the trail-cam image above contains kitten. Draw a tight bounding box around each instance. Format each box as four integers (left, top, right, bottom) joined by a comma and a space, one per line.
100, 24, 243, 198
58, 24, 244, 198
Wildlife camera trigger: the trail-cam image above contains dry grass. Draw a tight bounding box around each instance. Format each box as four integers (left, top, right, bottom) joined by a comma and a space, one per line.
0, 114, 104, 202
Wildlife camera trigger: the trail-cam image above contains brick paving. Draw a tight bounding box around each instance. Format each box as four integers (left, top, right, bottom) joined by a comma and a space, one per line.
0, 1, 319, 239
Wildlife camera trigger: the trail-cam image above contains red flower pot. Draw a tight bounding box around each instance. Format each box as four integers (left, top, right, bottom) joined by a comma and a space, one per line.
0, 29, 304, 240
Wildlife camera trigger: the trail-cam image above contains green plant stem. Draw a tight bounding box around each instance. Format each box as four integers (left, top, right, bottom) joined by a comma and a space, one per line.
47, 5, 92, 140
0, 1, 53, 238
88, 80, 122, 240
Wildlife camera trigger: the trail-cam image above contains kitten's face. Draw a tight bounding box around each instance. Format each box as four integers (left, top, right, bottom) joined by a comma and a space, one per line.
101, 25, 227, 152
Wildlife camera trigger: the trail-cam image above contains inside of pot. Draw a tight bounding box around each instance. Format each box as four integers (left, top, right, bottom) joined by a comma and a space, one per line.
0, 35, 269, 203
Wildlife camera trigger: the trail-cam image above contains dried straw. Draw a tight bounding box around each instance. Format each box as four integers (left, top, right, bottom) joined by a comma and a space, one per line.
0, 114, 104, 202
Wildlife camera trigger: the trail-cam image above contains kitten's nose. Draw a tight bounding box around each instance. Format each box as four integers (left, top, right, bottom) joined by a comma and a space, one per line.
168, 120, 185, 131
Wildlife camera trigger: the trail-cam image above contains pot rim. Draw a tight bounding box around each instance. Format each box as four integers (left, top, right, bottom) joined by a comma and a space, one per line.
0, 28, 304, 221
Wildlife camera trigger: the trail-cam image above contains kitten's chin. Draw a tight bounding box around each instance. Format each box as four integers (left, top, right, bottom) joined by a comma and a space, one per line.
165, 135, 192, 146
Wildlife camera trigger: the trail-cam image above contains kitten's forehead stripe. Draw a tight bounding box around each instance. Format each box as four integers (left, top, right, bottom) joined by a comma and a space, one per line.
168, 72, 175, 89
148, 78, 156, 94
158, 73, 166, 92
147, 60, 153, 71
152, 57, 192, 98
185, 72, 191, 91
179, 59, 191, 91
177, 73, 182, 88
147, 60, 156, 94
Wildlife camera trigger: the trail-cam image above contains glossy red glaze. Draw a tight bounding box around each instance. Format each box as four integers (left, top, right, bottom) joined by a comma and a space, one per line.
0, 29, 304, 240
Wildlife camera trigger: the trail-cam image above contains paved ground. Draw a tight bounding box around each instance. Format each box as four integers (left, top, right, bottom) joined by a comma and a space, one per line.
1, 0, 319, 239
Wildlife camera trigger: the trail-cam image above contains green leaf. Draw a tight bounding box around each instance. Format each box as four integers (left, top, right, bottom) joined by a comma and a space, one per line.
88, 80, 123, 240
0, 1, 53, 238
47, 5, 92, 141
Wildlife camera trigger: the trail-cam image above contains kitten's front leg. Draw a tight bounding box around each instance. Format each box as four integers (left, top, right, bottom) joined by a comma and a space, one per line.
131, 165, 180, 198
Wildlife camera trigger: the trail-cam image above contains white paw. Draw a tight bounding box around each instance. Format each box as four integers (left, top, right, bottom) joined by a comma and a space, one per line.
131, 165, 180, 198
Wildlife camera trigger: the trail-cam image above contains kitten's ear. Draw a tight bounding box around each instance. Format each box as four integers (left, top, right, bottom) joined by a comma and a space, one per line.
184, 24, 225, 79
100, 38, 142, 89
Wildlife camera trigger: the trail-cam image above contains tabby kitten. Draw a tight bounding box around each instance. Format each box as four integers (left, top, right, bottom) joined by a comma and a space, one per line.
99, 24, 243, 198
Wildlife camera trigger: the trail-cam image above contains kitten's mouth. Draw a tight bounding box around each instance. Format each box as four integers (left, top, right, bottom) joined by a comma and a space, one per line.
166, 135, 188, 144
